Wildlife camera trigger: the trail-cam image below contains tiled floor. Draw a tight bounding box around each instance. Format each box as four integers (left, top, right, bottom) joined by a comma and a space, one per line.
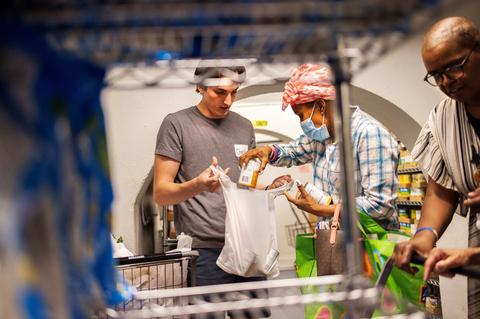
268, 268, 305, 319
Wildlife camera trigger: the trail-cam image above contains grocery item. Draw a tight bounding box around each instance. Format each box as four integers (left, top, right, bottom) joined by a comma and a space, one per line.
397, 187, 410, 201
412, 209, 421, 221
398, 208, 409, 219
400, 222, 412, 235
298, 181, 332, 205
238, 158, 261, 188
399, 149, 418, 169
410, 188, 425, 202
399, 174, 412, 185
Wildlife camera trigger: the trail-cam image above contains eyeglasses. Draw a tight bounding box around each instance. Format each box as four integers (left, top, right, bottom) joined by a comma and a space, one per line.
424, 48, 475, 86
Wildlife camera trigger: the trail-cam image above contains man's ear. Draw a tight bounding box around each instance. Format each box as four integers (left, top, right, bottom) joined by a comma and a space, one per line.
197, 85, 206, 94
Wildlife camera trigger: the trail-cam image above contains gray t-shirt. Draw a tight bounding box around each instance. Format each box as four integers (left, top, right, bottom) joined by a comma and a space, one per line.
155, 106, 255, 248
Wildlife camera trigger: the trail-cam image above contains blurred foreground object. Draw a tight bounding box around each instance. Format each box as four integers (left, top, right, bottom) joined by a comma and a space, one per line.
0, 23, 120, 318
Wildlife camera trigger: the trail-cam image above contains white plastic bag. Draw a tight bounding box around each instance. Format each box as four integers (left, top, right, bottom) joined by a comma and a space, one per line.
166, 232, 193, 254
212, 166, 292, 278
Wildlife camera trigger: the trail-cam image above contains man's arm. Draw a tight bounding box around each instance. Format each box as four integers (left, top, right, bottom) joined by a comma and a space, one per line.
153, 155, 222, 206
393, 179, 459, 270
417, 179, 459, 238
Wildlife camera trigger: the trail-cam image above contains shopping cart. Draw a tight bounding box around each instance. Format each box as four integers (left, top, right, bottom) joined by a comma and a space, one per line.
110, 251, 198, 313
100, 274, 424, 319
103, 253, 480, 318
285, 222, 316, 248
285, 202, 316, 247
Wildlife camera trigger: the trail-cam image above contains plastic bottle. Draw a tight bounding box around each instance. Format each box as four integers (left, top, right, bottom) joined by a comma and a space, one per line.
300, 181, 332, 205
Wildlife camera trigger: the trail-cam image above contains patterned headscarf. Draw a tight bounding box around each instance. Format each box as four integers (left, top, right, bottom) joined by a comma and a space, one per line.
281, 64, 336, 110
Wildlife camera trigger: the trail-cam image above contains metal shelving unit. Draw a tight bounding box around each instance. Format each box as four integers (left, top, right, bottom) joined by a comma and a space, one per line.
397, 200, 424, 207
3, 0, 455, 88
397, 166, 423, 174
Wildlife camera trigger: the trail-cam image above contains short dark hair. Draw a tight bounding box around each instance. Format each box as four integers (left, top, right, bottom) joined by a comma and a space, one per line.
194, 66, 246, 79
194, 64, 246, 92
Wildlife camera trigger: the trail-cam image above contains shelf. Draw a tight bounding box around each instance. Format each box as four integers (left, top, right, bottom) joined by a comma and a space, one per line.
396, 200, 423, 206
397, 166, 422, 174
15, 1, 445, 70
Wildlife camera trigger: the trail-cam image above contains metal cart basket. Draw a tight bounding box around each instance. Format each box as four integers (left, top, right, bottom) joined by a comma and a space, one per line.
112, 251, 198, 312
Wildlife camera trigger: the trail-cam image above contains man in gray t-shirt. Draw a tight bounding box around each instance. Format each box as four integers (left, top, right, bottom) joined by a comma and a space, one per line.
155, 104, 255, 249
154, 65, 275, 301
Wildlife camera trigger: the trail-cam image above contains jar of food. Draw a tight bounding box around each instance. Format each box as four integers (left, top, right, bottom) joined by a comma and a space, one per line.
238, 158, 261, 188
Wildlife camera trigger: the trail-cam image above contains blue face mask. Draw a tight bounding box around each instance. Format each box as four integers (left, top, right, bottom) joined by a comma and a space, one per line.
300, 104, 331, 142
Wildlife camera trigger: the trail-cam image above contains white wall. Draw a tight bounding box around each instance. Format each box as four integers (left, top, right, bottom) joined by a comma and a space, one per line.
102, 87, 198, 251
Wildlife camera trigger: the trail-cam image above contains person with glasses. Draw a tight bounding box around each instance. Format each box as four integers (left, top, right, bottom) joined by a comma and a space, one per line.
392, 16, 480, 318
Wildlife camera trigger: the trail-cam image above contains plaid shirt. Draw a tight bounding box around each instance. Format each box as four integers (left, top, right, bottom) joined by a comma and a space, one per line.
270, 107, 399, 230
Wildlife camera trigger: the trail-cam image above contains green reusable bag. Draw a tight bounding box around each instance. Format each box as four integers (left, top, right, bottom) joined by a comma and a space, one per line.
358, 211, 426, 315
295, 212, 426, 318
295, 233, 317, 278
295, 233, 346, 319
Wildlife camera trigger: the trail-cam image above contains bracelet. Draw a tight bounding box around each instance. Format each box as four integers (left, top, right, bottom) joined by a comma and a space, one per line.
415, 227, 439, 241
269, 145, 279, 163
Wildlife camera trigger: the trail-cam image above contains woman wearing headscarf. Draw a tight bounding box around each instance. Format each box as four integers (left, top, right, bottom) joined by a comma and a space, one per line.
240, 63, 399, 230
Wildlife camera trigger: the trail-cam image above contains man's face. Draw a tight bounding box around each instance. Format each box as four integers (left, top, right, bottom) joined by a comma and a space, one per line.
422, 40, 480, 103
199, 81, 239, 119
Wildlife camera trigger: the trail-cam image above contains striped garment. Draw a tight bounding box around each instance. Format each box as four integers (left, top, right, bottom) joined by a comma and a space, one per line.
269, 106, 399, 230
411, 97, 480, 319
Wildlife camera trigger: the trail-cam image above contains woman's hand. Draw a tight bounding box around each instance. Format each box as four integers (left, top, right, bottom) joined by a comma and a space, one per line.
284, 183, 323, 215
239, 146, 271, 172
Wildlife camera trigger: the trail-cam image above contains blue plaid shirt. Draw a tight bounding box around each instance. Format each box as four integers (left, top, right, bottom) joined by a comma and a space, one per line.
270, 107, 399, 230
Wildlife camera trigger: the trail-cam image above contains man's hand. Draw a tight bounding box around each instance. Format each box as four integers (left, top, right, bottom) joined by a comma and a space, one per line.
392, 179, 458, 276
423, 247, 474, 280
195, 156, 229, 193
284, 183, 321, 214
239, 146, 271, 172
392, 235, 436, 275
464, 187, 480, 209
266, 174, 292, 190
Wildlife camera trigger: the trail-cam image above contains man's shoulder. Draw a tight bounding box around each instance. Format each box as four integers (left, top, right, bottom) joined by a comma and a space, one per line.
162, 106, 196, 123
432, 97, 456, 114
353, 107, 396, 141
352, 107, 383, 131
227, 111, 253, 127
169, 106, 196, 118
